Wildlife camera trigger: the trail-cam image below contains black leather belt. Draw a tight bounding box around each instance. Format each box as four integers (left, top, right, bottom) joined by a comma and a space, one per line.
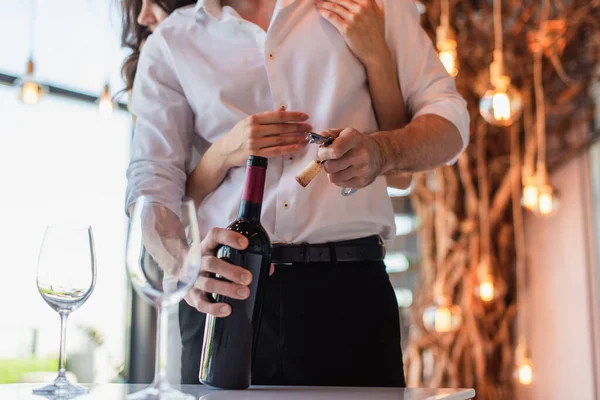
271, 235, 386, 264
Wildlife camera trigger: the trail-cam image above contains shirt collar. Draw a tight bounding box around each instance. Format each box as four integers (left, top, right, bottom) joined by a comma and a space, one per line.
194, 0, 222, 21
194, 0, 298, 22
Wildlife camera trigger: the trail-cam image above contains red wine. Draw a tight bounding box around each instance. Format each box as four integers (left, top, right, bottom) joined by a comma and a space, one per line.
199, 155, 272, 390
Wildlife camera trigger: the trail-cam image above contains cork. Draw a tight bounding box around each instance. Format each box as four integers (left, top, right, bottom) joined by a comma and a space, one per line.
295, 160, 322, 187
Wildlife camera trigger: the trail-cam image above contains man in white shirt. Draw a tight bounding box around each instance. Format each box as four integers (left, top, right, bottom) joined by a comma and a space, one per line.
126, 0, 469, 387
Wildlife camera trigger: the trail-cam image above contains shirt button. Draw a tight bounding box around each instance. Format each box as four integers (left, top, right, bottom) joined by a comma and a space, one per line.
288, 156, 294, 161
268, 53, 275, 60
283, 202, 290, 209
279, 104, 287, 111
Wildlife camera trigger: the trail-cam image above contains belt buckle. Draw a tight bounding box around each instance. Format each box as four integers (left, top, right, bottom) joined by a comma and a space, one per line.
300, 242, 310, 264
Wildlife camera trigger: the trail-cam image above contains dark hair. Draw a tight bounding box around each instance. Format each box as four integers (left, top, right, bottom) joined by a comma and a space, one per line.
120, 0, 195, 91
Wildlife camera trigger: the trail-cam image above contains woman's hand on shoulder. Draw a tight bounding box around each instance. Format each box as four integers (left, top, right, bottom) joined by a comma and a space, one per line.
316, 0, 389, 68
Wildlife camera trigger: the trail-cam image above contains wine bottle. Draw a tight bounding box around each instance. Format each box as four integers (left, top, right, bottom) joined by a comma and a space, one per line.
199, 155, 272, 390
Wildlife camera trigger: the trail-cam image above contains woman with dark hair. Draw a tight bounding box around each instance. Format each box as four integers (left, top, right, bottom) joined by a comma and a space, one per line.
121, 0, 196, 93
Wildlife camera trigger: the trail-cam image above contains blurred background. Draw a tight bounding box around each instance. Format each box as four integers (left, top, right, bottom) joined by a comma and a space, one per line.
0, 1, 599, 400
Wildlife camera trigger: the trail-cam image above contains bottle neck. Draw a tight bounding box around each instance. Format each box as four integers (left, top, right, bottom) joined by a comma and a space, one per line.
238, 200, 262, 222
239, 165, 266, 222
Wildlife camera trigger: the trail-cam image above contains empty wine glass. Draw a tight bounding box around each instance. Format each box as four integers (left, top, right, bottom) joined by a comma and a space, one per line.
126, 196, 201, 400
34, 226, 96, 397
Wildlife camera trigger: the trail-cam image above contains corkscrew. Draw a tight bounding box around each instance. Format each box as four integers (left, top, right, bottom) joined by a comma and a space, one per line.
305, 132, 358, 197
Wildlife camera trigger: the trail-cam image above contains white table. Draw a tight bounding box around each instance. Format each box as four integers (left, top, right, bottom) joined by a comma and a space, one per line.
0, 384, 475, 400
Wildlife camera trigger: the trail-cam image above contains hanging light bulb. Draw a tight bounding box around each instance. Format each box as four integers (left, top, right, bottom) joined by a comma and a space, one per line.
521, 175, 539, 211
479, 51, 523, 126
515, 341, 534, 385
14, 58, 46, 105
478, 275, 495, 302
436, 0, 458, 77
531, 167, 559, 216
423, 295, 462, 333
479, 0, 522, 126
535, 183, 559, 216
475, 257, 497, 302
436, 26, 458, 77
517, 358, 534, 385
97, 83, 114, 117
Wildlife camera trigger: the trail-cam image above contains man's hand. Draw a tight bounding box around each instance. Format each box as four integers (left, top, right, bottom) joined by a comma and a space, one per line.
317, 128, 384, 190
184, 227, 275, 317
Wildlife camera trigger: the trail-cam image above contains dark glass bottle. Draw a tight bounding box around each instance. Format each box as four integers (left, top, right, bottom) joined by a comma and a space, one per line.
199, 155, 272, 390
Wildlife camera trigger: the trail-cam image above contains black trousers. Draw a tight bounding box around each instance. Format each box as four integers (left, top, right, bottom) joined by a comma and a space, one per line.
179, 260, 406, 387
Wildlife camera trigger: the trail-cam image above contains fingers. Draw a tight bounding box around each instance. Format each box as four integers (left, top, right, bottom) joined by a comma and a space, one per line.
317, 128, 361, 162
202, 255, 253, 285
194, 273, 250, 300
269, 264, 275, 276
256, 122, 312, 137
324, 128, 344, 139
327, 165, 358, 184
322, 149, 354, 174
258, 144, 304, 158
317, 0, 357, 19
184, 289, 232, 317
257, 134, 307, 150
250, 111, 309, 125
201, 227, 248, 256
316, 6, 347, 32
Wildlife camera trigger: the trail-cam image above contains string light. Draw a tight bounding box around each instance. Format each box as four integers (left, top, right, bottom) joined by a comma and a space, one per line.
15, 0, 45, 105
423, 296, 462, 333
97, 83, 114, 117
515, 340, 535, 385
475, 257, 497, 302
537, 185, 554, 215
423, 281, 462, 333
474, 124, 497, 303
479, 0, 522, 126
521, 175, 539, 211
512, 94, 535, 386
532, 170, 559, 216
477, 275, 495, 302
530, 0, 559, 217
16, 59, 45, 105
436, 0, 458, 76
517, 358, 534, 385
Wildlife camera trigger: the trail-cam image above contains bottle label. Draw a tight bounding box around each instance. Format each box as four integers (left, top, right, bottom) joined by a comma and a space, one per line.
242, 166, 266, 204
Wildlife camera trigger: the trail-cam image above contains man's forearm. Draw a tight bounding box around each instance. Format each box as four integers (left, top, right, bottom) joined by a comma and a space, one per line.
371, 114, 464, 174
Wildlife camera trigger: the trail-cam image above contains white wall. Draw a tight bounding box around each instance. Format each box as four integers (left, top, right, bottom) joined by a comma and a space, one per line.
518, 153, 599, 400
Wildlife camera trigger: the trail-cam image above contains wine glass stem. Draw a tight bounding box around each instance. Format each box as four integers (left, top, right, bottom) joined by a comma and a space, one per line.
152, 305, 169, 389
58, 312, 69, 378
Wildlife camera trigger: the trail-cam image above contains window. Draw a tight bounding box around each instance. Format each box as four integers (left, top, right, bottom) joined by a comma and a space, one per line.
0, 85, 131, 383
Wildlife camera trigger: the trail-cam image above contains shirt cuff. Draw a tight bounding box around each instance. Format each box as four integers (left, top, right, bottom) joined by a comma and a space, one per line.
413, 101, 470, 165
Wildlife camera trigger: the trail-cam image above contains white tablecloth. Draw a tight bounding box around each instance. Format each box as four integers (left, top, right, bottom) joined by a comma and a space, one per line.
0, 383, 475, 400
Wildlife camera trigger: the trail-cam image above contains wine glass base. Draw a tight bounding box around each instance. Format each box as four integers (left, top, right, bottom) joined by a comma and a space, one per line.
32, 375, 89, 398
126, 384, 195, 400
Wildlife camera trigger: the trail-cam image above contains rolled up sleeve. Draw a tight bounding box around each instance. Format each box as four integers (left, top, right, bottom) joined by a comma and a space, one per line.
125, 31, 194, 216
385, 0, 470, 163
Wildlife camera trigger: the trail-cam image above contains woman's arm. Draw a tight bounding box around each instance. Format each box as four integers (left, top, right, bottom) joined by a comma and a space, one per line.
364, 51, 412, 189
185, 111, 311, 206
185, 137, 231, 206
316, 0, 412, 189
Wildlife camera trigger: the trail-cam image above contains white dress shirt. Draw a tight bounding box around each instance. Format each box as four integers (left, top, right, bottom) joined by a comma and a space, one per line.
126, 0, 469, 245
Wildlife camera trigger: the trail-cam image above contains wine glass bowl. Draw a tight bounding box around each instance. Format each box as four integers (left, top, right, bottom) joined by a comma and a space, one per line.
125, 196, 201, 400
33, 225, 96, 397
